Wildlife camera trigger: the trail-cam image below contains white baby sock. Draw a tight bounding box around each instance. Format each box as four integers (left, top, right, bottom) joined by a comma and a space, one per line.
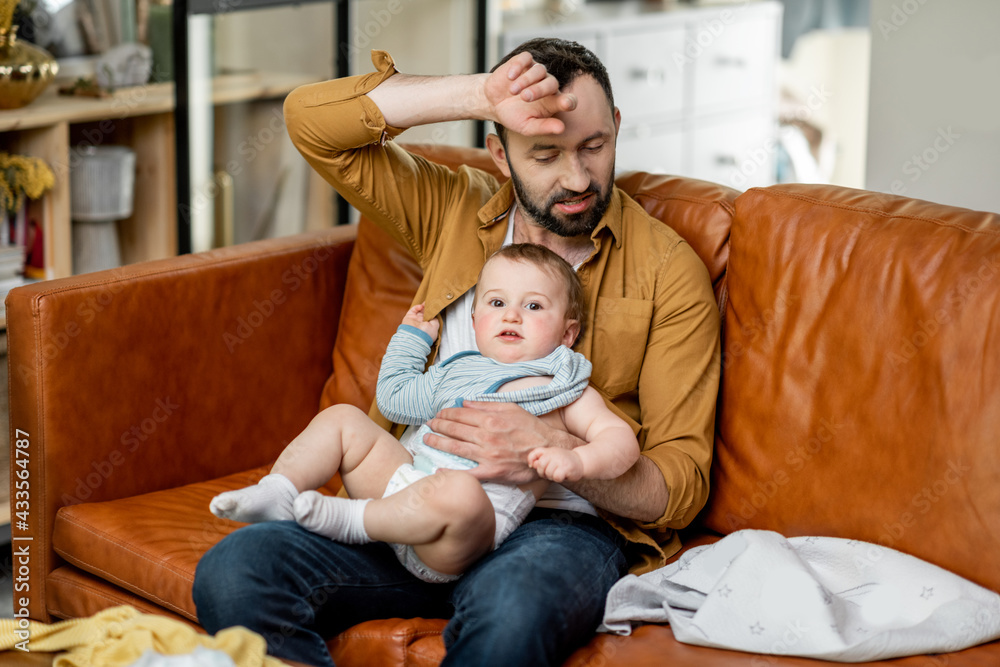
209, 473, 299, 523
293, 491, 372, 544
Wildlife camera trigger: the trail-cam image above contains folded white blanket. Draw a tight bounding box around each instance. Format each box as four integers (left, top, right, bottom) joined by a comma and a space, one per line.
599, 530, 1000, 662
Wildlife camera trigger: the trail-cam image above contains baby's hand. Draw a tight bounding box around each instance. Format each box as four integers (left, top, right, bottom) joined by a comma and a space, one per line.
402, 303, 440, 341
528, 447, 584, 484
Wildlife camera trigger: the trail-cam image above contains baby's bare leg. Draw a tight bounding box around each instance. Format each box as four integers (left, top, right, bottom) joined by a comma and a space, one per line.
297, 469, 497, 576
374, 470, 496, 575
273, 404, 410, 494
211, 404, 409, 523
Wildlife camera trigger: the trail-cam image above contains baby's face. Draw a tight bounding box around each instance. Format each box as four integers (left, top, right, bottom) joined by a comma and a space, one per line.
472, 256, 579, 364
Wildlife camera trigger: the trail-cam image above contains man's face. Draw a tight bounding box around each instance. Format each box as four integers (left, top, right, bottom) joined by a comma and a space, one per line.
501, 75, 620, 238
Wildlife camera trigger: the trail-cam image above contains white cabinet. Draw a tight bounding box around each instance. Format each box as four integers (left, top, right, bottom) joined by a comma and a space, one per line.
691, 112, 776, 188
616, 121, 685, 176
605, 25, 687, 123
500, 1, 781, 190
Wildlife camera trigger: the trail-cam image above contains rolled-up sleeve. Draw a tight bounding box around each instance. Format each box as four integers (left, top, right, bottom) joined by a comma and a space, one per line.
283, 50, 494, 267
283, 50, 400, 156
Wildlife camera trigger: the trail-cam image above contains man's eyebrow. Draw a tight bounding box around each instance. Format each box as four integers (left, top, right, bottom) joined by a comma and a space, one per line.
528, 132, 610, 153
579, 131, 611, 145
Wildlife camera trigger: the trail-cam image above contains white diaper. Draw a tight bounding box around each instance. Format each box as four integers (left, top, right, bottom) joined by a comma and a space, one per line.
480, 481, 536, 548
381, 462, 537, 583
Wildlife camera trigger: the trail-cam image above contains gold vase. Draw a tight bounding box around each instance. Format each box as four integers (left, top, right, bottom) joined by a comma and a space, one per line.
0, 25, 59, 109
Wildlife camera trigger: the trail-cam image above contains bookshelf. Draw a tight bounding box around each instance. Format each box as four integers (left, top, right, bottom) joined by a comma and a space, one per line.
0, 71, 317, 328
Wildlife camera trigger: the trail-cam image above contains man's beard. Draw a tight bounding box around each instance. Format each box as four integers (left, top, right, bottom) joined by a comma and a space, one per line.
508, 162, 614, 238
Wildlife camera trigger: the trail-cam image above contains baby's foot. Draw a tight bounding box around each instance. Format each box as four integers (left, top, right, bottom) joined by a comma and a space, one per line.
293, 491, 371, 544
210, 473, 298, 523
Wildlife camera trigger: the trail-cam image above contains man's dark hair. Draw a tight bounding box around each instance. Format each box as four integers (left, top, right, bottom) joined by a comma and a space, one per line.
490, 38, 615, 146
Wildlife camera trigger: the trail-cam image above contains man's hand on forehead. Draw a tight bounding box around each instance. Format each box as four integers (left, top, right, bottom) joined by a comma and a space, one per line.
487, 51, 578, 137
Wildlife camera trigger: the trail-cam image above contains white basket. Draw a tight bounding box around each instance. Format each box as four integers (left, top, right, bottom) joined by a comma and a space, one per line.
70, 146, 137, 222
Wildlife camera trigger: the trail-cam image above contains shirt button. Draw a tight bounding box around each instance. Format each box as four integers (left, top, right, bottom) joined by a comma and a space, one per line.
445, 293, 454, 299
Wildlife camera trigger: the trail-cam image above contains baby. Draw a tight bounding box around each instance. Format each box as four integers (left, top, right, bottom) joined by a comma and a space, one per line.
211, 243, 639, 583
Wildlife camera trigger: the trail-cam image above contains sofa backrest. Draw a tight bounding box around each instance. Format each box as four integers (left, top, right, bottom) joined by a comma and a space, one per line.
320, 144, 1000, 591
319, 144, 738, 413
701, 184, 1000, 592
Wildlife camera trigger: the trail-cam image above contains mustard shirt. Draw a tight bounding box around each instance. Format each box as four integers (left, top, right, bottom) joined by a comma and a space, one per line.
283, 51, 721, 574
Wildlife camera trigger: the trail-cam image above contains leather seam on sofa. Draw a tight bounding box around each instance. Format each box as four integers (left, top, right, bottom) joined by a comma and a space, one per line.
749, 188, 1000, 235
29, 318, 53, 594
53, 551, 190, 618
630, 192, 737, 218
336, 629, 444, 640
54, 517, 193, 616
24, 239, 350, 303
47, 574, 141, 620
53, 551, 191, 619
55, 512, 195, 580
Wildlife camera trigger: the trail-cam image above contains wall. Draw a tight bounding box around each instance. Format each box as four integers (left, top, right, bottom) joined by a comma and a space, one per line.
214, 4, 336, 80
349, 0, 477, 146
866, 0, 1000, 213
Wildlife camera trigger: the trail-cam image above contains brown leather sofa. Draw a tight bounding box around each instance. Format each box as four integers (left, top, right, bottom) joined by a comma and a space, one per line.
7, 144, 1000, 666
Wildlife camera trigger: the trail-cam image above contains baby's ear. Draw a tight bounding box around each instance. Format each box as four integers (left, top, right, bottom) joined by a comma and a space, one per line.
562, 319, 581, 347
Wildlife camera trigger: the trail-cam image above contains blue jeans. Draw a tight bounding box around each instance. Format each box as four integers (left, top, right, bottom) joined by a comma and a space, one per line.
193, 508, 627, 667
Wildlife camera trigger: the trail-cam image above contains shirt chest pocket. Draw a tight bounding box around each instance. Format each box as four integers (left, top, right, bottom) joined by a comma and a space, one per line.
590, 297, 654, 398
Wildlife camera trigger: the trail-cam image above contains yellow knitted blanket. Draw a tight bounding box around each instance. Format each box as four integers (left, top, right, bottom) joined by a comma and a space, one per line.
0, 605, 285, 667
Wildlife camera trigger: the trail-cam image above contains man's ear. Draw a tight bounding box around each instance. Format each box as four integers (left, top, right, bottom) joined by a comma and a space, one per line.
486, 134, 512, 179
613, 106, 622, 136
562, 319, 581, 348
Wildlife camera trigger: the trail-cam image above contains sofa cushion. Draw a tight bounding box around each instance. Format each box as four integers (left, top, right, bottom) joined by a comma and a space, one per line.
52, 467, 274, 621
328, 615, 1000, 667
614, 171, 737, 299
46, 566, 200, 626
705, 184, 1000, 591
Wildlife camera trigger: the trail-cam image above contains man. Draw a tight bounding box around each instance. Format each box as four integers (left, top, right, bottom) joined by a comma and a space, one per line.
193, 39, 720, 667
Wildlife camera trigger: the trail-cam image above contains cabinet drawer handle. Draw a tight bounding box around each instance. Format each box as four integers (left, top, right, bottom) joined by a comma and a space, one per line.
714, 56, 747, 68
628, 67, 667, 85
715, 155, 737, 166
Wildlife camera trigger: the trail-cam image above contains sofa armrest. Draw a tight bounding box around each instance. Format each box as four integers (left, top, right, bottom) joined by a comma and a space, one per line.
6, 226, 356, 618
